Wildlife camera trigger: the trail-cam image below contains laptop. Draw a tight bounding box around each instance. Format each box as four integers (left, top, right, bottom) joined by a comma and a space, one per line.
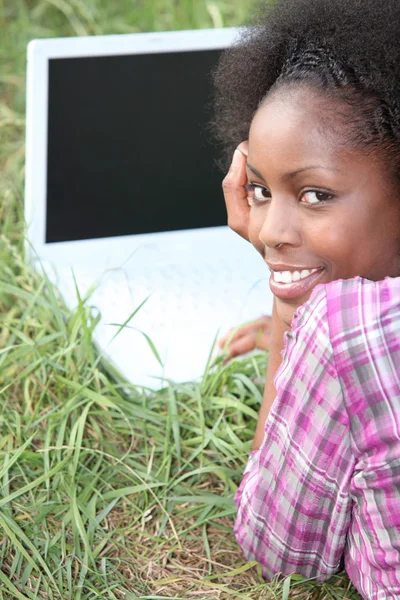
25, 28, 273, 389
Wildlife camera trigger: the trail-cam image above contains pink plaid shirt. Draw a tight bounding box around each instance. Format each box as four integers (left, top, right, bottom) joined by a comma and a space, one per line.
235, 276, 400, 599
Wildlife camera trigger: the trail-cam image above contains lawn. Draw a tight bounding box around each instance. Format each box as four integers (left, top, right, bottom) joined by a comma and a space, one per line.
0, 0, 361, 598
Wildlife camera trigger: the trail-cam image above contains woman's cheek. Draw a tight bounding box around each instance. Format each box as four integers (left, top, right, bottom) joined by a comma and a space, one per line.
308, 220, 350, 265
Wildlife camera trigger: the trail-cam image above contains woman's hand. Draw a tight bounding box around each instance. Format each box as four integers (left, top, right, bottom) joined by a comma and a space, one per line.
218, 315, 272, 360
220, 142, 272, 359
222, 141, 250, 241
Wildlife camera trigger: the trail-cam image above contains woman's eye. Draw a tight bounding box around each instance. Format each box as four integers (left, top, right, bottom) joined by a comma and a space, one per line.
301, 190, 333, 205
245, 184, 271, 205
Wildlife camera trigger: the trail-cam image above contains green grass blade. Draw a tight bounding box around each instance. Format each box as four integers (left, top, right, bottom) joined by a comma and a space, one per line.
0, 434, 35, 479
0, 454, 72, 508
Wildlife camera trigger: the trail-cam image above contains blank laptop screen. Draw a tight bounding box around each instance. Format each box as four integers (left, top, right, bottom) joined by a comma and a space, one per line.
46, 49, 226, 243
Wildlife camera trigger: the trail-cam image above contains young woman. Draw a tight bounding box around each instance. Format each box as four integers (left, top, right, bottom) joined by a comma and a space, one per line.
213, 0, 400, 597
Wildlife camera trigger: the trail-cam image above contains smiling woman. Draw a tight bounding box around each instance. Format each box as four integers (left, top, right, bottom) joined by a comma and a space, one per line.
213, 0, 400, 597
246, 85, 400, 326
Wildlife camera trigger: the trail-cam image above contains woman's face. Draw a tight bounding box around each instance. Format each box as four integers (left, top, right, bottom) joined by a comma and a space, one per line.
247, 86, 400, 325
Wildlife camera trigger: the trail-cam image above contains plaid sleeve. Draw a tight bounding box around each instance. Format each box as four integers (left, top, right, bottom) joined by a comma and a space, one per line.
326, 277, 400, 599
234, 285, 354, 580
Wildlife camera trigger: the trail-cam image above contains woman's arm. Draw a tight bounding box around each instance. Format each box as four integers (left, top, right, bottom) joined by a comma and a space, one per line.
234, 287, 353, 582
222, 145, 352, 584
252, 298, 288, 450
219, 144, 289, 449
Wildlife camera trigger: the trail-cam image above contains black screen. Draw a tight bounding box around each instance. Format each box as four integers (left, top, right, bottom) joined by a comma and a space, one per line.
46, 49, 226, 243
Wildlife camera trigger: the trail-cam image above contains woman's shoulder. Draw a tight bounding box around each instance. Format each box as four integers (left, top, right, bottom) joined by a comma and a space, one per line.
309, 277, 400, 383
309, 275, 400, 311
325, 274, 400, 305
321, 275, 400, 336
299, 275, 400, 327
292, 275, 400, 360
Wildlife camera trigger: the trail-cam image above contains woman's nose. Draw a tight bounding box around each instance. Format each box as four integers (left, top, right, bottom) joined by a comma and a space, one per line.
258, 198, 301, 249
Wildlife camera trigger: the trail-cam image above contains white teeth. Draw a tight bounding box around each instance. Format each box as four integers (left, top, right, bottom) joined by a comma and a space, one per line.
273, 268, 320, 284
281, 271, 292, 284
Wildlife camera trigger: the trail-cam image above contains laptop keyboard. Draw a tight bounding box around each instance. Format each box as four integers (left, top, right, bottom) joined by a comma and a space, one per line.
63, 261, 271, 325
57, 260, 272, 385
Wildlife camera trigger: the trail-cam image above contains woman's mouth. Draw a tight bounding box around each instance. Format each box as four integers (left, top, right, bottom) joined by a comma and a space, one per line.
268, 267, 325, 300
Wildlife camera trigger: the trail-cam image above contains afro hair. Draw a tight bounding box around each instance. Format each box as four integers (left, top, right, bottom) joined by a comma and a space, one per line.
213, 0, 400, 172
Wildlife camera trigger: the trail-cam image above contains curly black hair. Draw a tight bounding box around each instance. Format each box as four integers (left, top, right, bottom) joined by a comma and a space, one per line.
213, 0, 400, 175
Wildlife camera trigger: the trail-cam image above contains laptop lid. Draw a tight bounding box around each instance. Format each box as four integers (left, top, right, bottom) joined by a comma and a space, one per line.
25, 28, 241, 268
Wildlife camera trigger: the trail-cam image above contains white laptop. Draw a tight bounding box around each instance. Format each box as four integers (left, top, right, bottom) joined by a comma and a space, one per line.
25, 28, 273, 389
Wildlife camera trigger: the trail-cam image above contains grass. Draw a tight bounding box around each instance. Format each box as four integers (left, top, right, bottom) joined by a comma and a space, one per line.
0, 0, 362, 598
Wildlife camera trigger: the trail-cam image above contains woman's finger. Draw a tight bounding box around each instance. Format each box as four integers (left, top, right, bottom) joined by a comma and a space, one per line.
222, 142, 250, 241
218, 315, 272, 347
224, 329, 270, 361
